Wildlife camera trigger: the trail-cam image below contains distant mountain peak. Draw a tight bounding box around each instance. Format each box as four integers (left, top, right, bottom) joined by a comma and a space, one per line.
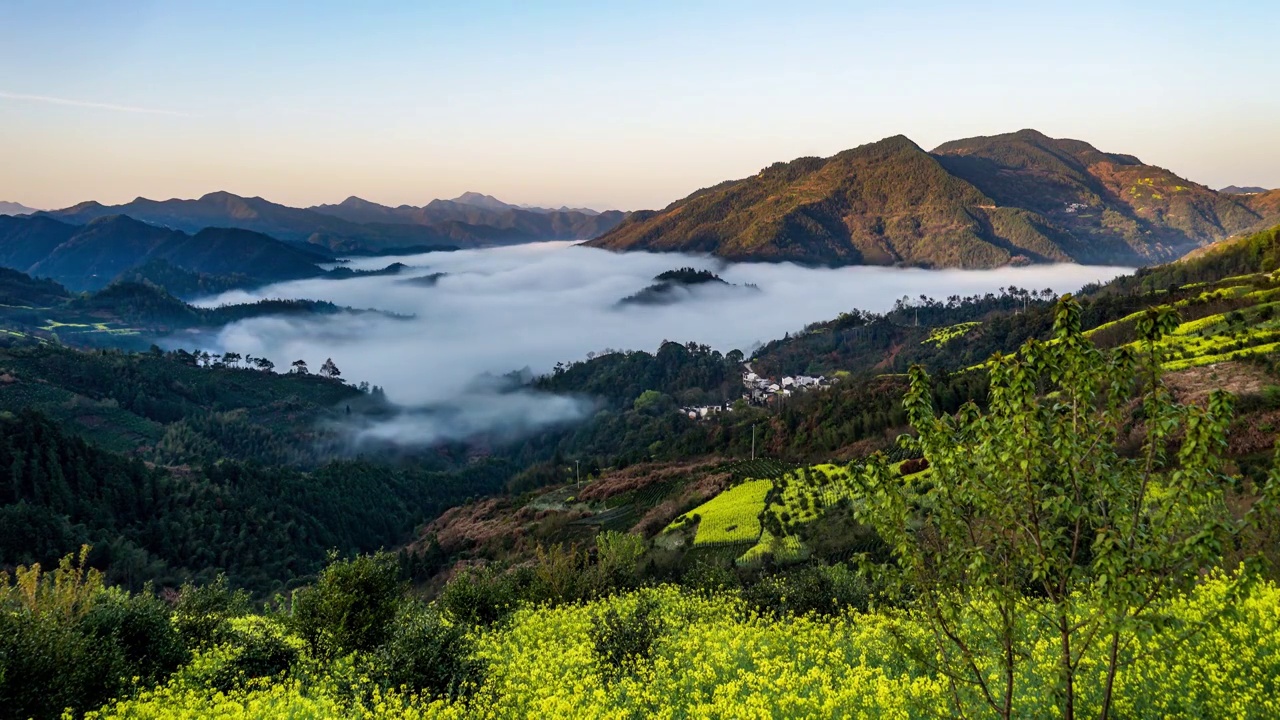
450, 192, 513, 211
0, 201, 39, 216
1221, 185, 1270, 195
62, 200, 106, 212
336, 196, 383, 208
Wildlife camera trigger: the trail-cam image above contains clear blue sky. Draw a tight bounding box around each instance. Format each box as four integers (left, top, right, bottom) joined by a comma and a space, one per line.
2, 0, 1277, 210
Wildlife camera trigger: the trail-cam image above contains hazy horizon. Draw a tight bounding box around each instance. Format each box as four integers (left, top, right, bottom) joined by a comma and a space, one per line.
2, 2, 1278, 212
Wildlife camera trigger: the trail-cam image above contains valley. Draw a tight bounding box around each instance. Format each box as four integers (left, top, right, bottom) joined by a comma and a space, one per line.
4, 4, 1280, 713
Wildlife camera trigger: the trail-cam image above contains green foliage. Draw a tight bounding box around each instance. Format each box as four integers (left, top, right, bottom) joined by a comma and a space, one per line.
740, 562, 870, 617
0, 548, 185, 719
370, 602, 484, 699
173, 574, 252, 650
288, 552, 404, 659
853, 296, 1280, 719
184, 617, 299, 693
79, 587, 189, 690
436, 565, 523, 626
0, 409, 512, 596
589, 594, 664, 683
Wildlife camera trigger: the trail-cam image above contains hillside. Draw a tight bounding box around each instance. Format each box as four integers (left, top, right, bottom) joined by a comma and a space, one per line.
0, 214, 330, 291
587, 130, 1267, 268
0, 262, 399, 353
1245, 188, 1280, 225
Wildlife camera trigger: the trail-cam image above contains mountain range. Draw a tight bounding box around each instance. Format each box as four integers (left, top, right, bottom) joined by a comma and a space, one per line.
586, 130, 1280, 268
0, 214, 332, 292
35, 191, 625, 255
0, 201, 39, 216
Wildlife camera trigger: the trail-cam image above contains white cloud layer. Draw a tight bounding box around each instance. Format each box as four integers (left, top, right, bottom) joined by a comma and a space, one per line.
192, 243, 1132, 445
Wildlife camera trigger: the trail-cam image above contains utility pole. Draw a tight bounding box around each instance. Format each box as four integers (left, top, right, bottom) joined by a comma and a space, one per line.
751, 424, 756, 461
576, 459, 581, 489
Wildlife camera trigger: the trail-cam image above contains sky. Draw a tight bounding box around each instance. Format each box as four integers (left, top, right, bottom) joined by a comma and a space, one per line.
190, 243, 1129, 446
1, 1, 1278, 211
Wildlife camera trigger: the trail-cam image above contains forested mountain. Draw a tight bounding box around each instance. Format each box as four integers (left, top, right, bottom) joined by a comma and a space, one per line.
36, 190, 626, 255
0, 266, 71, 306
0, 268, 387, 349
0, 214, 331, 291
587, 130, 1272, 268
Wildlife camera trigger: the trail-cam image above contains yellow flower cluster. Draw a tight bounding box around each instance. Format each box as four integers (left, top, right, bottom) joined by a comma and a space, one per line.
85, 578, 1280, 719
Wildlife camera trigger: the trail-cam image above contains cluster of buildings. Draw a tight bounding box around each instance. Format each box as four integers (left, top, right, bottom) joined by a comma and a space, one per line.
677, 369, 834, 421
742, 371, 830, 402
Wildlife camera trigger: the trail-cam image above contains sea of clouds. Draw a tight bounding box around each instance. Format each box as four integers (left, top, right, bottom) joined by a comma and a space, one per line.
190, 242, 1132, 446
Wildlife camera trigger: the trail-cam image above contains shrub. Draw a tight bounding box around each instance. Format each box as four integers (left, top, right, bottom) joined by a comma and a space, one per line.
742, 563, 870, 617
188, 617, 298, 692
371, 602, 485, 699
589, 594, 664, 682
79, 587, 188, 687
680, 559, 740, 594
173, 573, 252, 650
437, 564, 525, 626
288, 552, 403, 659
591, 531, 646, 595
0, 548, 185, 718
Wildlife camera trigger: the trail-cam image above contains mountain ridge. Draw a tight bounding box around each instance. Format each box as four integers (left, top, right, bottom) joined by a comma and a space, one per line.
35, 190, 625, 254
1, 214, 330, 291
308, 193, 625, 242
587, 130, 1271, 268
0, 201, 39, 216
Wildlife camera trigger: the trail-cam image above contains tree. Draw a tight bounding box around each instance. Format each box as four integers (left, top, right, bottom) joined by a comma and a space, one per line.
852, 296, 1278, 720
288, 552, 403, 659
290, 359, 309, 375
319, 358, 341, 379
254, 357, 275, 373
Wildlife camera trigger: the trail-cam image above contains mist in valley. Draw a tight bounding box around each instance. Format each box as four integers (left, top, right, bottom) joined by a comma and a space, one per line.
191, 242, 1133, 446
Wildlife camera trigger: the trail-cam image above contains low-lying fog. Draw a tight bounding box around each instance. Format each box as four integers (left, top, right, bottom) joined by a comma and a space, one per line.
193, 242, 1132, 446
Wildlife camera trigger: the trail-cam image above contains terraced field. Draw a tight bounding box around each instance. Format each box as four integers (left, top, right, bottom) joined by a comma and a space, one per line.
923, 321, 982, 347
667, 478, 772, 545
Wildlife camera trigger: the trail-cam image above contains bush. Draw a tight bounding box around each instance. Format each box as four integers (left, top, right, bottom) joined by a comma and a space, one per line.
680, 560, 740, 595
80, 587, 188, 686
742, 563, 870, 617
173, 574, 252, 650
188, 617, 298, 692
288, 552, 403, 658
371, 602, 485, 699
437, 565, 525, 626
591, 531, 646, 596
589, 595, 664, 683
0, 549, 186, 718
